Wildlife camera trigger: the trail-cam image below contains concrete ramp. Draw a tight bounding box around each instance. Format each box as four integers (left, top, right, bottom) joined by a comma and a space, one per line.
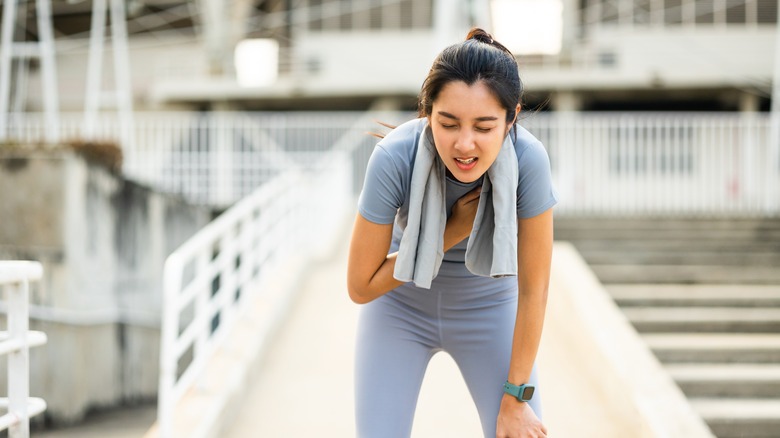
206, 238, 713, 437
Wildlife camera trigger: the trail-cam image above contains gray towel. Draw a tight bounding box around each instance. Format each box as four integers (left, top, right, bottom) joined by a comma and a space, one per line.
394, 123, 519, 289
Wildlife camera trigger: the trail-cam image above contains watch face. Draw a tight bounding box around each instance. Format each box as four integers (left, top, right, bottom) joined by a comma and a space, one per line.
521, 386, 535, 400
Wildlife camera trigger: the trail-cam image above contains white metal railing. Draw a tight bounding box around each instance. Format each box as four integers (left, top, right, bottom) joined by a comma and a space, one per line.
4, 111, 779, 216
2, 111, 406, 207
521, 112, 780, 216
156, 150, 350, 437
0, 262, 47, 438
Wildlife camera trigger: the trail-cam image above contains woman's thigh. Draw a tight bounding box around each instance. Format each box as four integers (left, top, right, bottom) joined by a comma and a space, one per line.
354, 293, 439, 438
439, 277, 543, 437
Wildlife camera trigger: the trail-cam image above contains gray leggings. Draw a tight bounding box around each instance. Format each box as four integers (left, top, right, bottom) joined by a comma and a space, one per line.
354, 269, 542, 438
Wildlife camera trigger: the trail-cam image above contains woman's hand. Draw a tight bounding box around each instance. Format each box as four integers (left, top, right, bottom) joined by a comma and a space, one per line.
496, 394, 547, 438
444, 186, 481, 250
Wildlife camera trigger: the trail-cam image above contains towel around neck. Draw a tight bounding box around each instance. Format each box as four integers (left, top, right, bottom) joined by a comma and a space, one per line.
393, 121, 519, 289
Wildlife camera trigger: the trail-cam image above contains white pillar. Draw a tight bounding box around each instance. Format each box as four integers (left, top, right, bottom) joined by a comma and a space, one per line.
433, 0, 469, 54
198, 0, 229, 75
560, 0, 579, 60
768, 0, 780, 212
772, 0, 780, 115
470, 0, 492, 30
739, 92, 760, 113
552, 90, 584, 111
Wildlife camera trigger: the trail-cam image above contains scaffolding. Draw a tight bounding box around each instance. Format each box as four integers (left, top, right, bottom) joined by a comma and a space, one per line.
0, 0, 59, 143
83, 0, 135, 150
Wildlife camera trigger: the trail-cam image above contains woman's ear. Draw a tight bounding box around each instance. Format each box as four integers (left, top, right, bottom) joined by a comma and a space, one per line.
512, 104, 521, 125
506, 104, 521, 135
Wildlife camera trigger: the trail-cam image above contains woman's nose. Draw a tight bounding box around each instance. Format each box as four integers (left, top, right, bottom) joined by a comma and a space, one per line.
454, 131, 476, 154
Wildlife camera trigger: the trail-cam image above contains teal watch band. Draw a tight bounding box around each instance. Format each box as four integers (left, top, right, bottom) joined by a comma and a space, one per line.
503, 381, 535, 402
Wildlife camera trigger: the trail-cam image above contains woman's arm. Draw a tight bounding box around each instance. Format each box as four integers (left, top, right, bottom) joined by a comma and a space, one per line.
497, 207, 553, 438
347, 214, 402, 304
347, 187, 482, 304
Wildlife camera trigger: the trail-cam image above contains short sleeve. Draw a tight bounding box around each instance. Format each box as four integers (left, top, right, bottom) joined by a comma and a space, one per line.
516, 141, 558, 218
358, 145, 404, 224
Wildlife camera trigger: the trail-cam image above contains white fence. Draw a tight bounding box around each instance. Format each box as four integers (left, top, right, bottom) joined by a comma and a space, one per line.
4, 111, 779, 216
523, 112, 780, 216
0, 262, 47, 438
156, 151, 350, 437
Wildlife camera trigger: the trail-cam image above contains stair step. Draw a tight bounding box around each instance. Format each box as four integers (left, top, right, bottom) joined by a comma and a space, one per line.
625, 307, 780, 333
690, 398, 780, 438
579, 250, 780, 266
555, 229, 780, 241
666, 364, 780, 398
608, 285, 780, 307
643, 333, 780, 363
591, 264, 780, 285
565, 239, 780, 253
555, 218, 780, 236
555, 218, 780, 232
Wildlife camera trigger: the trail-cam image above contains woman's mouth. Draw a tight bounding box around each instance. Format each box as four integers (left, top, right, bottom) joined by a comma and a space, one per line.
454, 157, 478, 171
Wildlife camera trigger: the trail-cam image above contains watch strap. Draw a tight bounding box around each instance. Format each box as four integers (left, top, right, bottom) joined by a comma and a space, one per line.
503, 381, 535, 402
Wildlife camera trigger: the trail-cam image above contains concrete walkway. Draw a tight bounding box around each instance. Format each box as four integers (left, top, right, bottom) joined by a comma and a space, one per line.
220, 235, 646, 438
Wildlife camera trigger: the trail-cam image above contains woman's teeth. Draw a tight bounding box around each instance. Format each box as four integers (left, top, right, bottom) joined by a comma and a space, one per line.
455, 157, 476, 164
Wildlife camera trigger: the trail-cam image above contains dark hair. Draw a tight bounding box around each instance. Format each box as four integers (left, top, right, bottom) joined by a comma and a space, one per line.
418, 28, 522, 124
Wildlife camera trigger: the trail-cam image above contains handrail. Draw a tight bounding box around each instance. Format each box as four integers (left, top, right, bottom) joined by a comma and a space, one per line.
156, 149, 351, 437
0, 261, 48, 438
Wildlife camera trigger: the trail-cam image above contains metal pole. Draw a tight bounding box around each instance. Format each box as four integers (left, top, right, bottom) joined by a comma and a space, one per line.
84, 0, 107, 137
0, 0, 18, 140
10, 0, 27, 120
110, 0, 135, 151
36, 0, 60, 143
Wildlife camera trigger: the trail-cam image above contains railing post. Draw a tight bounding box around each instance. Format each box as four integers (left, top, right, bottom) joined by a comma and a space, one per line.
158, 257, 182, 438
214, 114, 233, 207
0, 262, 44, 438
7, 280, 30, 438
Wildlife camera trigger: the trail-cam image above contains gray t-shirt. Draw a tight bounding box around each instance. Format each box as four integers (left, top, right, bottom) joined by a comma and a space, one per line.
358, 118, 557, 268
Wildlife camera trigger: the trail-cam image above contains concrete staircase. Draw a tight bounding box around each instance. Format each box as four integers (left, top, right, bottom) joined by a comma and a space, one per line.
555, 218, 780, 438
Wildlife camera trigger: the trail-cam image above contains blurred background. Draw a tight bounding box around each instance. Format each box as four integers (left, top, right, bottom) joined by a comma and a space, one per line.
0, 0, 778, 437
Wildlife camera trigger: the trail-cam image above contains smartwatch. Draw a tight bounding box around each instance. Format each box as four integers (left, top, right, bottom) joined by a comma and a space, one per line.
503, 381, 535, 402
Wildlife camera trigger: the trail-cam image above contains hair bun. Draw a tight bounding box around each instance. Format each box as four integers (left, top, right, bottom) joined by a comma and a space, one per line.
466, 28, 494, 45
465, 27, 513, 55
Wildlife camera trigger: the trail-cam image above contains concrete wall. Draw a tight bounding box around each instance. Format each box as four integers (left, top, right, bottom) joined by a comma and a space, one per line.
0, 148, 211, 423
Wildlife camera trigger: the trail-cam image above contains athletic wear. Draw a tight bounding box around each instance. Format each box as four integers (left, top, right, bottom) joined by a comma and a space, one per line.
355, 118, 557, 437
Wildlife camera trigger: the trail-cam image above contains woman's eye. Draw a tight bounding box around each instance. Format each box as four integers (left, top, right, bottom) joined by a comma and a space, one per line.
475, 127, 493, 133
440, 123, 457, 129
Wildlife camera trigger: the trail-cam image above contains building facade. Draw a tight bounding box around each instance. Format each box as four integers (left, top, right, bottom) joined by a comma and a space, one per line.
9, 0, 779, 112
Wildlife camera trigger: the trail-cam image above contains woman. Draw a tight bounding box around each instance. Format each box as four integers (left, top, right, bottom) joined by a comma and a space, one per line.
347, 28, 557, 438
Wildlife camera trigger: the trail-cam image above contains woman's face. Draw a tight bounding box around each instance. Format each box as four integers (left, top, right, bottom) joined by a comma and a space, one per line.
428, 80, 518, 183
